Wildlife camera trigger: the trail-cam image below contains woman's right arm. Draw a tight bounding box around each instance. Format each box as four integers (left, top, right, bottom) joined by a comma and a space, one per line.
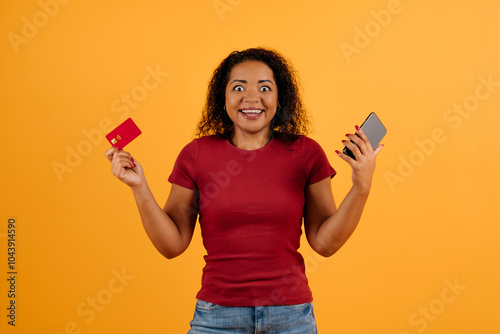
105, 147, 198, 259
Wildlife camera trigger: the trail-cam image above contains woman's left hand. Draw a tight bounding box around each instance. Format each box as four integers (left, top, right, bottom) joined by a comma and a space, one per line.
336, 125, 383, 195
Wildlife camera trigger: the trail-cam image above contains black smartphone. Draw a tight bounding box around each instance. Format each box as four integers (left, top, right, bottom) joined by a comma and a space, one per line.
343, 112, 387, 160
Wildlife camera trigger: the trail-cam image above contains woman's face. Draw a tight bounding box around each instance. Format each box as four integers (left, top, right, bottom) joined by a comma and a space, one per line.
225, 60, 278, 138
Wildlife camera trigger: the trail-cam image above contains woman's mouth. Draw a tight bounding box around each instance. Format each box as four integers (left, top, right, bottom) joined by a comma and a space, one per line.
239, 109, 265, 119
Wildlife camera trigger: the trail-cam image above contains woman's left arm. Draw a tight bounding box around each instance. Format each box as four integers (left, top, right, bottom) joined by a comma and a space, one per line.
304, 126, 383, 257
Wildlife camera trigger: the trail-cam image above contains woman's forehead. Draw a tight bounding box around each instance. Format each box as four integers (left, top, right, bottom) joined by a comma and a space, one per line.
229, 60, 275, 79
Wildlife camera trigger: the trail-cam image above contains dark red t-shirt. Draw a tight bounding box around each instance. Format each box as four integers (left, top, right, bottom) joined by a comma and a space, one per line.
168, 135, 336, 306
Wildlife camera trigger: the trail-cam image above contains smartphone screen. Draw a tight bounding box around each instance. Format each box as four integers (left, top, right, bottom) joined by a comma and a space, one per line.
343, 112, 386, 159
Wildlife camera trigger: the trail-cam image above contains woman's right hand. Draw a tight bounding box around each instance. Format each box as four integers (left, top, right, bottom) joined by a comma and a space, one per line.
105, 147, 146, 188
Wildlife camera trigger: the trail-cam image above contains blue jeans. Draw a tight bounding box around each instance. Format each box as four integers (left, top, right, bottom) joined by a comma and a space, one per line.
187, 300, 318, 334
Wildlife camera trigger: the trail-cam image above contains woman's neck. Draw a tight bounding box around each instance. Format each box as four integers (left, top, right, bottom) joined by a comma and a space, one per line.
230, 129, 273, 150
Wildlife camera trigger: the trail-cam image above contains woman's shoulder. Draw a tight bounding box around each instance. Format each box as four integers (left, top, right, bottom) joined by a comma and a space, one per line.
179, 135, 227, 154
181, 135, 225, 145
293, 135, 322, 149
196, 134, 227, 146
293, 135, 330, 159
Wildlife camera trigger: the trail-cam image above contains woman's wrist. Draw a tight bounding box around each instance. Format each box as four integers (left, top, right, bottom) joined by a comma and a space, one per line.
351, 181, 371, 197
130, 178, 150, 196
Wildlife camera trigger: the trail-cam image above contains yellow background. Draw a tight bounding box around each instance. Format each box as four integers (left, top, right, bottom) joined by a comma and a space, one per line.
1, 0, 499, 333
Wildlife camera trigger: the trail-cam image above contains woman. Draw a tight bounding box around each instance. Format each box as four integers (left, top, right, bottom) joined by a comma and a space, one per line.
105, 48, 382, 333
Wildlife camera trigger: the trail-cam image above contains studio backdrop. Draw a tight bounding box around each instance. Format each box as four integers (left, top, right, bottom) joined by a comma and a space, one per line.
1, 1, 499, 333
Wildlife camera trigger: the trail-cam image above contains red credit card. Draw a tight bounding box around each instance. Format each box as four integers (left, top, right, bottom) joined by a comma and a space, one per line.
106, 118, 142, 149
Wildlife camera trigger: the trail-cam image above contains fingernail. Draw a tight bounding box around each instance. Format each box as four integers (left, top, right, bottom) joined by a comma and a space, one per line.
345, 133, 351, 137
355, 125, 361, 131
132, 163, 136, 168
342, 140, 348, 143
335, 150, 340, 155
131, 157, 134, 162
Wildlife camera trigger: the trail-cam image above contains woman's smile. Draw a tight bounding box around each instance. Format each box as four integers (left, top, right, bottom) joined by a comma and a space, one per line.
239, 107, 265, 119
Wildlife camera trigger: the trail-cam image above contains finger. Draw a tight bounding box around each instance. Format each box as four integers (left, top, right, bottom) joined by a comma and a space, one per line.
111, 158, 135, 179
335, 149, 355, 165
342, 139, 362, 160
105, 147, 120, 162
373, 144, 384, 156
354, 126, 373, 153
111, 150, 132, 163
106, 148, 133, 164
355, 125, 369, 142
115, 155, 136, 169
110, 150, 135, 172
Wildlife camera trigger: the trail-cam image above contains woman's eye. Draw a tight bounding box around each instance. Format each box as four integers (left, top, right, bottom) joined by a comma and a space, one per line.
260, 86, 270, 92
234, 85, 244, 91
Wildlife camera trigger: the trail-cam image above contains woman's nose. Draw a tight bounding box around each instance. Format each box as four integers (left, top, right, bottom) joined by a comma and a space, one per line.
243, 89, 260, 102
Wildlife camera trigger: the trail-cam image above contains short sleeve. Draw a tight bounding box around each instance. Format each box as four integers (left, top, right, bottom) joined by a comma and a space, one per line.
301, 136, 336, 186
168, 139, 198, 190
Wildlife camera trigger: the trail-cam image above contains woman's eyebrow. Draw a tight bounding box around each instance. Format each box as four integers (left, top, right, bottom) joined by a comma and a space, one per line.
258, 79, 275, 85
229, 79, 275, 85
230, 79, 247, 84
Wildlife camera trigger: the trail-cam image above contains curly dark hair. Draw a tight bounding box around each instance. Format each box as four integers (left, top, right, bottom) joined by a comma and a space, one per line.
196, 47, 310, 144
